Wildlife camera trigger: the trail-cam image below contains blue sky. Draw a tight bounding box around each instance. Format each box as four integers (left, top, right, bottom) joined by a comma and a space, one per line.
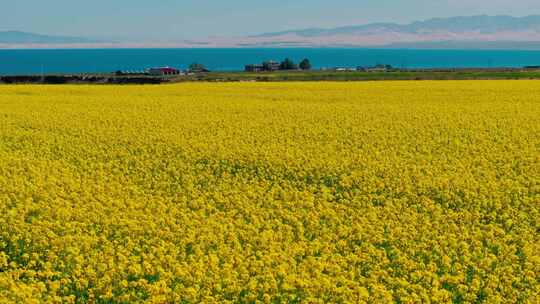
3, 0, 540, 40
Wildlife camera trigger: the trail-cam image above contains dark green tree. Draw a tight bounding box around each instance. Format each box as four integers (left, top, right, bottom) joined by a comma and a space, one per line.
299, 58, 312, 70
279, 58, 297, 70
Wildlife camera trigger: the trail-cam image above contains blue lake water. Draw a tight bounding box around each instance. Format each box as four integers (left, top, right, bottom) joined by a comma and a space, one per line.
1, 48, 540, 75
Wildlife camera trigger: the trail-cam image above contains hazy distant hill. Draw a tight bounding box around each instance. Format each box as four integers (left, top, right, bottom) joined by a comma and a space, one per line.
256, 15, 540, 37
0, 31, 98, 44
241, 15, 540, 48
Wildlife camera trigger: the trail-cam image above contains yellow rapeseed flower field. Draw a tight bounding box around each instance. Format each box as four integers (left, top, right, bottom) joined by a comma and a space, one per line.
0, 81, 539, 303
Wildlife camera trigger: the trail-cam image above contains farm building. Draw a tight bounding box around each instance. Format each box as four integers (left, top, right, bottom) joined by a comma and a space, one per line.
263, 61, 281, 71
357, 64, 394, 72
245, 60, 281, 72
147, 67, 181, 76
245, 64, 264, 72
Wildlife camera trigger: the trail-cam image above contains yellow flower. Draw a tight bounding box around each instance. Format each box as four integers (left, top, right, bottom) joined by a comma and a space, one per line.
0, 81, 538, 302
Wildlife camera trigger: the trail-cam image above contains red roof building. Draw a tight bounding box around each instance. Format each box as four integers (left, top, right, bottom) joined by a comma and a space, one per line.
147, 67, 181, 75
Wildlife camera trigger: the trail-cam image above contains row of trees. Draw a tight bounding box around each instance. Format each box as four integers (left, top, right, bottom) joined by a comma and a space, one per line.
279, 58, 312, 70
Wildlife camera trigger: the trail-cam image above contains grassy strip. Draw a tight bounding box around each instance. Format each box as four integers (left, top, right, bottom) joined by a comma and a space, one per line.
186, 70, 540, 82
4, 69, 540, 84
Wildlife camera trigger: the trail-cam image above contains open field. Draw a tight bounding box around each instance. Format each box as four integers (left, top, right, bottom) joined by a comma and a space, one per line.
0, 81, 539, 303
194, 70, 540, 82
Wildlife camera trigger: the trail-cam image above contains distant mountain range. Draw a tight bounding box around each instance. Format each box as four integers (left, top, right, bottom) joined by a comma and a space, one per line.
235, 15, 540, 48
4, 15, 540, 49
256, 15, 540, 37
